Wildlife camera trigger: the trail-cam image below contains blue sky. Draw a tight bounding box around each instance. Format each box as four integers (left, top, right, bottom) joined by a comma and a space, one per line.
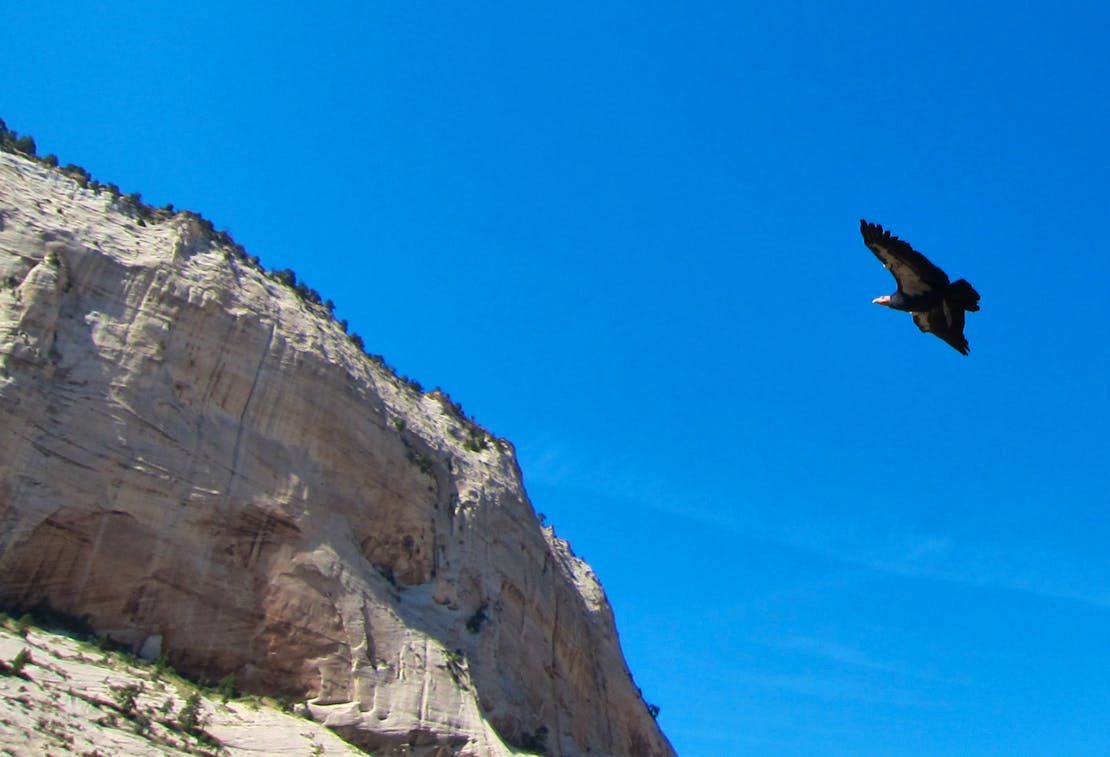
5, 2, 1110, 754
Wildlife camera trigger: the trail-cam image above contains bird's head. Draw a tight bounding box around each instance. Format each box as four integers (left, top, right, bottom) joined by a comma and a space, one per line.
872, 295, 892, 307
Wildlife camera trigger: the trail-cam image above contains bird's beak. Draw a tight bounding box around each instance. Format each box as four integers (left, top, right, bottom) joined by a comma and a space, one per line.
872, 296, 891, 306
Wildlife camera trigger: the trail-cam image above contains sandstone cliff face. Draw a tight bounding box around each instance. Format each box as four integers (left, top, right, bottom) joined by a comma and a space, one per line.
0, 151, 674, 757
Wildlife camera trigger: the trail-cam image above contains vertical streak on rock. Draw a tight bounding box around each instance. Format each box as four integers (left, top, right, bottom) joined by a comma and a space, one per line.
76, 510, 112, 609
247, 518, 266, 569
199, 603, 226, 682
419, 637, 432, 724
225, 320, 275, 500
599, 658, 616, 751
550, 589, 563, 757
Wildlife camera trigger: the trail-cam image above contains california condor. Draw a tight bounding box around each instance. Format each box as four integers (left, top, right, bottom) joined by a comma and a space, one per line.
860, 220, 980, 355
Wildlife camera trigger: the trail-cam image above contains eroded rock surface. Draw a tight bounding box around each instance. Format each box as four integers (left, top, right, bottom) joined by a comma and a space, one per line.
0, 151, 674, 757
0, 621, 366, 757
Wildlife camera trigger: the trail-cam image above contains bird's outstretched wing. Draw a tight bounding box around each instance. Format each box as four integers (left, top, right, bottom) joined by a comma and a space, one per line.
912, 303, 969, 355
861, 220, 949, 297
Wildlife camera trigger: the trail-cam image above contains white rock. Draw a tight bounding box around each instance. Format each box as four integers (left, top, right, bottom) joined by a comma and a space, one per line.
0, 151, 674, 757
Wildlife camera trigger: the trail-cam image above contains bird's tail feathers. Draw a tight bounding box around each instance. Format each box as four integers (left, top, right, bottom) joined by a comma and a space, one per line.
949, 279, 980, 312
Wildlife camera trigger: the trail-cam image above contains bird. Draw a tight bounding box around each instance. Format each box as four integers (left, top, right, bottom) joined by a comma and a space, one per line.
860, 219, 980, 355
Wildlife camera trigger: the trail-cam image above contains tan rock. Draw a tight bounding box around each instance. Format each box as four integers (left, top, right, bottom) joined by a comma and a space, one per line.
0, 622, 368, 756
0, 151, 675, 757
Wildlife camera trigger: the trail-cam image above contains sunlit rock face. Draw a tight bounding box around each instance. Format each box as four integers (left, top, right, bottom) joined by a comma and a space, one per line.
0, 151, 674, 757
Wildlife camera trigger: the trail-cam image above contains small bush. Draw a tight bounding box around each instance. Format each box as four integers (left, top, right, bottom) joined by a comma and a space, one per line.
61, 163, 92, 187
151, 653, 170, 681
110, 682, 144, 714
13, 134, 36, 157
466, 428, 490, 453
295, 282, 323, 305
408, 449, 434, 476
273, 268, 297, 287
16, 613, 33, 637
177, 692, 204, 732
216, 673, 237, 702
9, 649, 32, 676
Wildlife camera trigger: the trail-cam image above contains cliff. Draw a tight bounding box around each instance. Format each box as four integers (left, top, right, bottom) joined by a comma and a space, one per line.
0, 149, 675, 757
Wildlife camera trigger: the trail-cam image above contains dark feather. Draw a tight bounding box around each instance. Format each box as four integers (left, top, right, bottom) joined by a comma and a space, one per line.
860, 220, 948, 297
912, 305, 969, 355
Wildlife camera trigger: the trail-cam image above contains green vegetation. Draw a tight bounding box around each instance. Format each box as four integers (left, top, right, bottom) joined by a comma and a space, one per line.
109, 681, 144, 714
177, 691, 205, 732
216, 672, 238, 702
16, 612, 33, 637
0, 118, 38, 158
151, 653, 171, 681
407, 448, 435, 476
466, 427, 491, 452
61, 163, 92, 187
0, 612, 338, 755
442, 649, 468, 687
3, 648, 32, 677
271, 267, 328, 309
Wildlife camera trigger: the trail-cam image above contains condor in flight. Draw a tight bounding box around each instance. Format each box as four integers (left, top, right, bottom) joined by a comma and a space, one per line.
860, 220, 980, 355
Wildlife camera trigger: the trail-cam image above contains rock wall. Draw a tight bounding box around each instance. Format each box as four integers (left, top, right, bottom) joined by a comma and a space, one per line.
0, 151, 675, 757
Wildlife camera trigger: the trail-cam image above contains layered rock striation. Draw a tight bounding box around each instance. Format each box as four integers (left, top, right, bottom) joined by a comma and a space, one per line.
0, 150, 674, 757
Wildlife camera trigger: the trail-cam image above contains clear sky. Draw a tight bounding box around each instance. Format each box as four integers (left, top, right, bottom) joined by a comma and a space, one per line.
5, 3, 1110, 754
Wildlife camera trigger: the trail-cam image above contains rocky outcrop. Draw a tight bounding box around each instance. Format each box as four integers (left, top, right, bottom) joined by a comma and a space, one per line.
0, 620, 367, 756
0, 150, 674, 757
